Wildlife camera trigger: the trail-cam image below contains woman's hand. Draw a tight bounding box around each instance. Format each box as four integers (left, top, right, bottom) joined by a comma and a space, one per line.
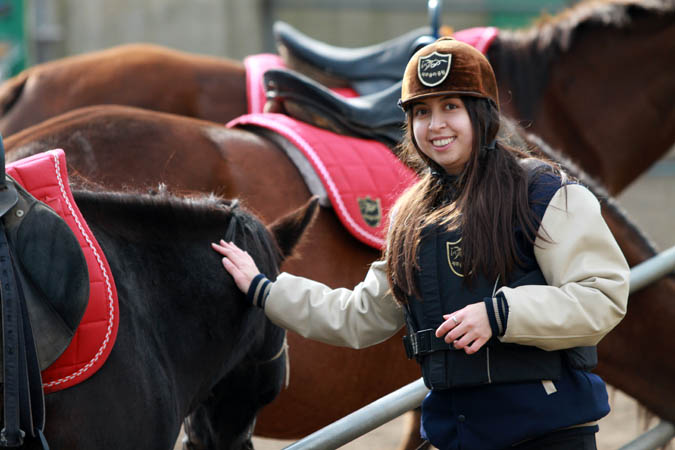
435, 302, 492, 355
211, 240, 261, 293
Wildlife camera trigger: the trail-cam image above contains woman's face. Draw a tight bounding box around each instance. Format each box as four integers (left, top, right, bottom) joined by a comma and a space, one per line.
411, 96, 474, 175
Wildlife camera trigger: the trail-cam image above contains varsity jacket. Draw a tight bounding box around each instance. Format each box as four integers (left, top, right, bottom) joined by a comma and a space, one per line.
261, 181, 629, 354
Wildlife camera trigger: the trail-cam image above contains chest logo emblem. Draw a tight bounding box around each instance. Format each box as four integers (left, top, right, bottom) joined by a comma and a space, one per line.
357, 196, 382, 227
446, 239, 464, 277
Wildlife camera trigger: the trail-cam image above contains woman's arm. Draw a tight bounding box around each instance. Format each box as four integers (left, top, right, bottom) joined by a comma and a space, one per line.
498, 184, 630, 350
212, 241, 405, 349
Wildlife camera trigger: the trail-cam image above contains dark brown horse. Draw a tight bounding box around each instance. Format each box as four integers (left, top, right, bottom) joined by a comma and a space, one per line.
5, 105, 675, 448
1, 0, 673, 194
1, 181, 316, 449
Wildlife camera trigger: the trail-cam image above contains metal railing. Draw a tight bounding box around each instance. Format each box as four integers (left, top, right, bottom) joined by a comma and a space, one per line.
284, 244, 675, 450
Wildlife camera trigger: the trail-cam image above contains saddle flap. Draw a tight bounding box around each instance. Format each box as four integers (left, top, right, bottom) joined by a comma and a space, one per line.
0, 176, 89, 377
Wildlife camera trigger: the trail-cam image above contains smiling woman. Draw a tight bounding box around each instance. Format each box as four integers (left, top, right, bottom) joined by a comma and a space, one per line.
214, 36, 630, 450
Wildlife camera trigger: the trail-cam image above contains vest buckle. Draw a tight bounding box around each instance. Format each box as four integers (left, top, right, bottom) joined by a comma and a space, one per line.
403, 328, 454, 360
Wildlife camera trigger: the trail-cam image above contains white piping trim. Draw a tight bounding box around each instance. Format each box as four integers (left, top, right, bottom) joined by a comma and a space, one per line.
43, 151, 116, 388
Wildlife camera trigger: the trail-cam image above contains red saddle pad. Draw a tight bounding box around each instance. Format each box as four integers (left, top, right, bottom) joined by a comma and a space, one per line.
7, 149, 120, 393
228, 113, 418, 249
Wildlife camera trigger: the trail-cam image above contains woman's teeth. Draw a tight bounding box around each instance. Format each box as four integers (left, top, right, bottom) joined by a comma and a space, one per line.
432, 137, 455, 146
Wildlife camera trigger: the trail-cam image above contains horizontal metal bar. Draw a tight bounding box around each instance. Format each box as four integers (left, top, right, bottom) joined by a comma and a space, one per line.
629, 245, 675, 293
645, 158, 675, 177
283, 378, 429, 450
619, 421, 675, 450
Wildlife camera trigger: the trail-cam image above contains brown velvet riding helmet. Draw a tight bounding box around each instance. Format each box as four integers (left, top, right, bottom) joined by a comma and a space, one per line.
399, 37, 499, 110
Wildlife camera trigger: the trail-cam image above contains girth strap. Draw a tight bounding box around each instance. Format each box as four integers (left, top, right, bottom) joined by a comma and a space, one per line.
0, 221, 48, 449
403, 328, 458, 360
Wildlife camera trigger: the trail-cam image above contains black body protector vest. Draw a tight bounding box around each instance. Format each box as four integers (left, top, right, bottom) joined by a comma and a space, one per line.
402, 170, 597, 390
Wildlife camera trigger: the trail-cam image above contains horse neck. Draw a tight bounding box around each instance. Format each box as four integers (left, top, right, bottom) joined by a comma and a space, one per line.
490, 3, 675, 193
490, 2, 675, 120
73, 191, 276, 401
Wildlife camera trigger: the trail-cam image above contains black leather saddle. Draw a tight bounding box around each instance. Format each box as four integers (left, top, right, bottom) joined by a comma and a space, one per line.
274, 21, 435, 96
0, 137, 88, 447
264, 68, 405, 148
0, 175, 90, 375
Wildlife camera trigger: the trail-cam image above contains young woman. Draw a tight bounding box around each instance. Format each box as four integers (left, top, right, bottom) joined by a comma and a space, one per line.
212, 37, 629, 450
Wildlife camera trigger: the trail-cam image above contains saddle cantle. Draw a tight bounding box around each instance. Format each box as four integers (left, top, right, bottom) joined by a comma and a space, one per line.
274, 21, 432, 96
264, 68, 404, 148
0, 173, 89, 379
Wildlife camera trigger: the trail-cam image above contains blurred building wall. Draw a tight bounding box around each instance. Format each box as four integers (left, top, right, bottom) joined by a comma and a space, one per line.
24, 0, 573, 62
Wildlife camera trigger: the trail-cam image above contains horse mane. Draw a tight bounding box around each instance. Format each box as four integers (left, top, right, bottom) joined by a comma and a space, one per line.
491, 0, 675, 119
72, 185, 284, 275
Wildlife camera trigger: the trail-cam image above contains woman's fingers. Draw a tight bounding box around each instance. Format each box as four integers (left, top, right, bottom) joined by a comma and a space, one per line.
212, 241, 245, 266
465, 337, 488, 355
211, 241, 226, 254
435, 313, 460, 339
211, 240, 261, 293
435, 303, 493, 354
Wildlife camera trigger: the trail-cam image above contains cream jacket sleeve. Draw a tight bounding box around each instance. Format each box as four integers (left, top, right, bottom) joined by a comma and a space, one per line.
498, 184, 630, 350
263, 260, 405, 349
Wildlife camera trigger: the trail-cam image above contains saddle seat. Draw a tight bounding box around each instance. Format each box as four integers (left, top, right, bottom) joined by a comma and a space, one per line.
264, 68, 404, 148
0, 162, 89, 379
274, 21, 432, 95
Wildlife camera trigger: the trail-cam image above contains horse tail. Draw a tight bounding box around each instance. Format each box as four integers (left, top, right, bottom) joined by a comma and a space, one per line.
0, 70, 28, 117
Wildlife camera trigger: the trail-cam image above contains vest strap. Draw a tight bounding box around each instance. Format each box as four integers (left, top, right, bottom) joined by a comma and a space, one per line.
403, 328, 458, 359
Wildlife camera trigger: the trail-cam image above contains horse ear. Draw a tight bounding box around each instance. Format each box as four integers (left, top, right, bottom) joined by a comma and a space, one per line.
269, 196, 319, 258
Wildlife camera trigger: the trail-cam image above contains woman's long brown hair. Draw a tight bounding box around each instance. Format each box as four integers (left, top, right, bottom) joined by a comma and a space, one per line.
386, 96, 559, 304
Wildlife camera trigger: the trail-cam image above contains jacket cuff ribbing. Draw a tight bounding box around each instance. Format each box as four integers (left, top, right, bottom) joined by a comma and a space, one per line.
247, 273, 272, 309
484, 292, 509, 337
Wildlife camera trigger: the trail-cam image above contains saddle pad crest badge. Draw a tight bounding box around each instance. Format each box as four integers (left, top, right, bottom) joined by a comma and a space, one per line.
418, 52, 452, 87
357, 196, 382, 228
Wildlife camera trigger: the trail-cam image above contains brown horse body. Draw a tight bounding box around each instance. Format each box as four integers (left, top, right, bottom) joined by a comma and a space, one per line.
1, 0, 673, 194
0, 43, 248, 136
5, 105, 675, 441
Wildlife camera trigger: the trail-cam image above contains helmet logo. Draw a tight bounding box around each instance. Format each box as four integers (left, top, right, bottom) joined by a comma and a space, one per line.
418, 52, 452, 87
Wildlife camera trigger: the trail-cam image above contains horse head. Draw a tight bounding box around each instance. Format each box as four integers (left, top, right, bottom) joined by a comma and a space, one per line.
182, 196, 319, 450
